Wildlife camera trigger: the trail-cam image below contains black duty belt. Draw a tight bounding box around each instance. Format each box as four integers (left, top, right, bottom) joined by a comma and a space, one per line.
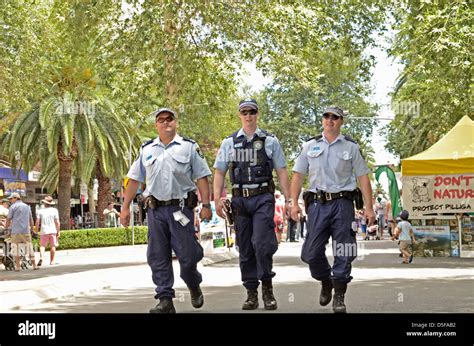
146, 196, 182, 209
306, 190, 355, 204
232, 185, 272, 198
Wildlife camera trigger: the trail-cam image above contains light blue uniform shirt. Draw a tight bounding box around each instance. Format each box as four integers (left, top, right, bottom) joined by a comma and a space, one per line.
127, 134, 211, 201
293, 133, 370, 193
213, 128, 287, 188
7, 200, 32, 234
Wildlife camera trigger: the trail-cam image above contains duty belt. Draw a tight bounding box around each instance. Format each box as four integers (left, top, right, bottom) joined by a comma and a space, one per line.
146, 196, 182, 209
307, 190, 355, 204
232, 185, 273, 198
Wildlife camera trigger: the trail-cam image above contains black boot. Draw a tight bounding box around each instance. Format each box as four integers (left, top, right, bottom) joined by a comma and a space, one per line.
189, 285, 204, 309
319, 280, 333, 306
332, 281, 347, 314
242, 288, 259, 310
150, 297, 176, 314
262, 281, 277, 310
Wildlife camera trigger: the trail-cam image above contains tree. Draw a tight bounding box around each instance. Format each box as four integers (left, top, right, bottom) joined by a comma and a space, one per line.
385, 0, 473, 159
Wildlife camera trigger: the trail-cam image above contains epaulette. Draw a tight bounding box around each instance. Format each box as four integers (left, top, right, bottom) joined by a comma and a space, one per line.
182, 137, 196, 144
141, 139, 154, 148
306, 135, 322, 142
344, 135, 358, 144
259, 129, 274, 137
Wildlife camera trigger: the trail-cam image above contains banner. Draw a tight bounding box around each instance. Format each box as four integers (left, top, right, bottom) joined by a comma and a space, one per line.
401, 174, 474, 216
412, 225, 451, 257
375, 166, 402, 219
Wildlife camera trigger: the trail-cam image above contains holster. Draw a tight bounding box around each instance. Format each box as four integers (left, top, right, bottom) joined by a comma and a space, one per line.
222, 199, 234, 226
354, 188, 364, 210
186, 191, 198, 209
302, 191, 312, 214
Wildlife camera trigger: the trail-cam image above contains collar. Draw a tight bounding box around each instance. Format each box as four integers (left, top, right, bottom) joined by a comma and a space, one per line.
155, 134, 183, 147
236, 127, 265, 139
321, 133, 344, 144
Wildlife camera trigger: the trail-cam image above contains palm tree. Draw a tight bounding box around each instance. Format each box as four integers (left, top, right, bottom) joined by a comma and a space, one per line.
1, 92, 134, 230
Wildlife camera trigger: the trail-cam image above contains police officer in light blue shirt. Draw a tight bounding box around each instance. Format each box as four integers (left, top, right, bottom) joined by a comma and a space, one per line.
214, 99, 291, 311
121, 108, 212, 314
290, 106, 376, 313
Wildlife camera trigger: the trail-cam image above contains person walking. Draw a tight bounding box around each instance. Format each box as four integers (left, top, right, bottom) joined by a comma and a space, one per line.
392, 210, 417, 264
290, 106, 375, 313
103, 202, 120, 228
35, 195, 60, 266
213, 98, 291, 310
4, 193, 39, 271
120, 108, 212, 314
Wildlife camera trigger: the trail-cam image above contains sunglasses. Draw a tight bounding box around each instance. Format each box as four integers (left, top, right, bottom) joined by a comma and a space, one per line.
240, 110, 258, 116
156, 115, 175, 124
322, 113, 341, 121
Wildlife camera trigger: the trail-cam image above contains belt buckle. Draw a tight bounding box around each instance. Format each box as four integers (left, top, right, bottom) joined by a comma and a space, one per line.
242, 188, 250, 198
325, 192, 332, 201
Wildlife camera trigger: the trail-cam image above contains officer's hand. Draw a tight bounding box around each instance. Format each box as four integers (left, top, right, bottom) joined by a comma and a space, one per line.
199, 207, 212, 222
365, 209, 376, 226
120, 208, 131, 227
215, 199, 226, 220
290, 204, 301, 223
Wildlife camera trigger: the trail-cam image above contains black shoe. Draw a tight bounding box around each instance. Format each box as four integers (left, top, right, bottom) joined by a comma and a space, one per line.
332, 281, 347, 314
319, 280, 333, 306
242, 288, 259, 310
409, 255, 413, 263
262, 281, 277, 310
189, 286, 204, 309
149, 297, 176, 314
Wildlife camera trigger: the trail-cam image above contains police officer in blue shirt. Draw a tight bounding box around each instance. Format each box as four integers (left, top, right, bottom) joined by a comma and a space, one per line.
290, 106, 376, 313
213, 99, 291, 310
121, 108, 213, 313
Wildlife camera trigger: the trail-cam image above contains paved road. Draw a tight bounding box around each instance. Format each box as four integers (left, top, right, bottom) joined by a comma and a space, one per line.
15, 240, 474, 313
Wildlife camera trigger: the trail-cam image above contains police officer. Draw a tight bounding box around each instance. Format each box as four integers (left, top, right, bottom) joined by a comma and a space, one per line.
120, 108, 212, 313
290, 106, 376, 313
213, 99, 290, 310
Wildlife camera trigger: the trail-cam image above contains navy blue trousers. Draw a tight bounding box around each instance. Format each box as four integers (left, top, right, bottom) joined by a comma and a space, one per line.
301, 198, 356, 284
232, 193, 278, 289
147, 205, 203, 299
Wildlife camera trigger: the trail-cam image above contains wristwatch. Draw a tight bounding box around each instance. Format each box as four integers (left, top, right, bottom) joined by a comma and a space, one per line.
202, 203, 212, 209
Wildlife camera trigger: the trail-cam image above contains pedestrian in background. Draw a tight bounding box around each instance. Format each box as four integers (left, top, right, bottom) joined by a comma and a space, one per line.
290, 106, 375, 313
121, 108, 212, 314
35, 195, 60, 266
392, 210, 417, 264
4, 193, 39, 271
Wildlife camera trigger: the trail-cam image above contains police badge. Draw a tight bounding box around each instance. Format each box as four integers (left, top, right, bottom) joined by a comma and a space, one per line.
196, 146, 204, 158
253, 140, 263, 150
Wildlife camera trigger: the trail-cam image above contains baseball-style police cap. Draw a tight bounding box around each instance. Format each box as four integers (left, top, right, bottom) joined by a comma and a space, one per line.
239, 99, 258, 111
8, 192, 21, 199
323, 106, 345, 118
153, 108, 177, 119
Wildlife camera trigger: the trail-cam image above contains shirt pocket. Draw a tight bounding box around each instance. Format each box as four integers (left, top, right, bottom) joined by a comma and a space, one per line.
143, 156, 157, 176
307, 149, 324, 173
172, 154, 191, 177
336, 151, 353, 175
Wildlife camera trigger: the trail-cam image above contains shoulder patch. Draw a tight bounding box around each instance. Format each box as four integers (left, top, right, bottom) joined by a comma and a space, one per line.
305, 135, 322, 142
141, 139, 154, 148
182, 137, 196, 144
344, 135, 358, 145
195, 146, 204, 159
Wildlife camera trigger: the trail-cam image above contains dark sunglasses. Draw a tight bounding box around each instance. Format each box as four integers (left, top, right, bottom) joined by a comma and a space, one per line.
322, 113, 341, 121
156, 115, 175, 123
240, 109, 258, 116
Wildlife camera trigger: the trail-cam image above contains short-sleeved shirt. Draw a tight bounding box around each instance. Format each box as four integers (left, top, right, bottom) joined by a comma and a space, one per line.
37, 207, 59, 235
213, 128, 287, 188
127, 134, 211, 201
7, 200, 32, 234
293, 133, 370, 193
397, 220, 414, 242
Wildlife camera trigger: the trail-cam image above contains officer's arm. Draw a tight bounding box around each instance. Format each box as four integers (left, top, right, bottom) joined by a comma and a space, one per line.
196, 176, 212, 222
290, 172, 304, 222
275, 168, 290, 201
213, 169, 227, 219
120, 179, 140, 227
358, 175, 376, 226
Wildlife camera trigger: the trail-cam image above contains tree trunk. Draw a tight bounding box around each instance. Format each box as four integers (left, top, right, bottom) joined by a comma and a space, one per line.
96, 161, 112, 228
88, 181, 96, 215
57, 140, 77, 230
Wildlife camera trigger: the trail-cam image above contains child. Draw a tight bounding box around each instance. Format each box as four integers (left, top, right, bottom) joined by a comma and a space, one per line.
392, 210, 417, 264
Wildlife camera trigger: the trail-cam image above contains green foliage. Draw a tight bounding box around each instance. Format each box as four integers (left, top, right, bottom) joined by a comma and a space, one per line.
32, 227, 148, 250
385, 0, 473, 159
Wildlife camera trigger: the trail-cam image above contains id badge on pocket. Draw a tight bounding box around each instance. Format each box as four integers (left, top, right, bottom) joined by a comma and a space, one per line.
173, 210, 190, 226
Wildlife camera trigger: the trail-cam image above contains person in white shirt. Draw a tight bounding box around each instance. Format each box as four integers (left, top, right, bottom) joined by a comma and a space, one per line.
0, 199, 9, 228
103, 202, 120, 228
35, 196, 60, 266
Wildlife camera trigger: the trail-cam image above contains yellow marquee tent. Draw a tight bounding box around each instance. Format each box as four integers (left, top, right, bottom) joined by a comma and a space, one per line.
402, 116, 474, 176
